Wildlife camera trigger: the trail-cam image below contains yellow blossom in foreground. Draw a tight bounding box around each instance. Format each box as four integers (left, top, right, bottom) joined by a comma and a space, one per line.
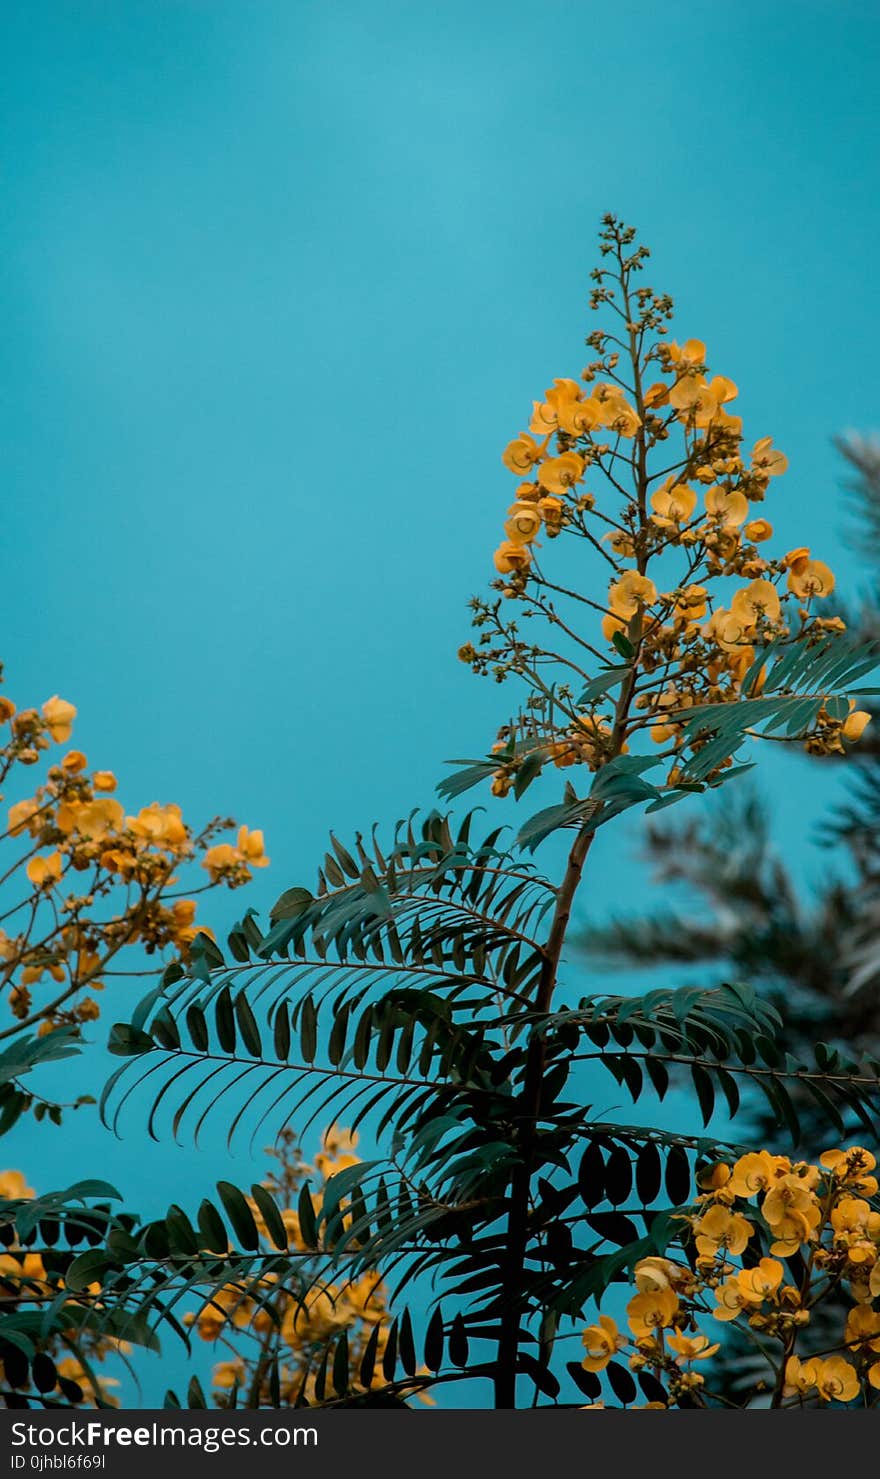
787, 558, 835, 599
751, 435, 788, 478
738, 1257, 785, 1304
812, 1356, 860, 1404
668, 337, 706, 368
783, 1355, 820, 1398
593, 383, 640, 436
41, 696, 77, 743
693, 1205, 753, 1257
821, 1147, 878, 1194
845, 1304, 880, 1353
730, 578, 782, 626
537, 451, 585, 495
504, 502, 543, 546
713, 1278, 750, 1323
843, 709, 872, 743
238, 826, 269, 869
725, 1151, 789, 1198
493, 541, 533, 575
632, 1257, 679, 1294
7, 798, 40, 837
650, 480, 696, 527
129, 802, 188, 848
705, 485, 749, 529
626, 1287, 678, 1337
608, 571, 658, 618
65, 797, 125, 840
25, 852, 63, 889
501, 432, 545, 475
581, 1314, 625, 1372
666, 1332, 719, 1364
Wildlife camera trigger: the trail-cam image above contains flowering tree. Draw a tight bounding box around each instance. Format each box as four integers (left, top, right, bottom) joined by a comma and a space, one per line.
0, 669, 268, 1406
4, 216, 880, 1410
0, 666, 267, 1131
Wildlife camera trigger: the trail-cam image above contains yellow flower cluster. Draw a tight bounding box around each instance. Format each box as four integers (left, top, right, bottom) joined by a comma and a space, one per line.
462, 217, 869, 798
583, 1146, 880, 1407
0, 663, 266, 1050
191, 1127, 430, 1408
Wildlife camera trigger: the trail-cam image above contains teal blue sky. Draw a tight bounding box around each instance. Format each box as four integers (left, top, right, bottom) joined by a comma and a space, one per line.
2, 0, 880, 1403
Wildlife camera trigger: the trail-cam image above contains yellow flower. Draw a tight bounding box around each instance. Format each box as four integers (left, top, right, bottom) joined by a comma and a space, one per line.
493, 541, 533, 575
0, 1170, 35, 1200
626, 1287, 679, 1337
537, 452, 585, 495
538, 495, 565, 528
70, 797, 125, 841
751, 436, 788, 478
668, 338, 706, 367
845, 1304, 880, 1353
92, 770, 117, 792
502, 432, 545, 475
26, 852, 63, 889
744, 518, 773, 542
603, 529, 635, 559
633, 1257, 679, 1294
762, 1175, 821, 1255
592, 384, 640, 437
61, 750, 87, 773
238, 826, 269, 869
712, 1278, 750, 1323
830, 1195, 880, 1251
41, 696, 77, 743
8, 798, 40, 837
693, 1205, 753, 1258
787, 558, 835, 599
650, 480, 697, 527
666, 1331, 719, 1364
730, 579, 781, 626
129, 802, 188, 848
608, 571, 658, 618
813, 1356, 860, 1404
705, 485, 749, 529
843, 710, 872, 743
643, 381, 669, 408
529, 400, 559, 436
504, 502, 543, 545
821, 1147, 878, 1195
673, 585, 708, 621
726, 1151, 789, 1198
530, 379, 600, 437
581, 1314, 626, 1372
737, 1257, 784, 1304
558, 397, 603, 436
702, 607, 750, 654
202, 843, 240, 880
0, 696, 16, 724
671, 375, 737, 427
783, 1354, 820, 1398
